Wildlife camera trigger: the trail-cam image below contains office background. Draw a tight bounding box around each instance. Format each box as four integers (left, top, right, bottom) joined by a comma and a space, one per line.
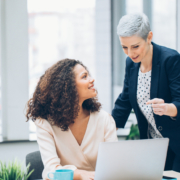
0, 0, 180, 163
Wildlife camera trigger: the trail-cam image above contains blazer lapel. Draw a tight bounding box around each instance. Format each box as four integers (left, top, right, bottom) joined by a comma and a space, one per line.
150, 65, 159, 99
150, 42, 160, 100
129, 62, 140, 111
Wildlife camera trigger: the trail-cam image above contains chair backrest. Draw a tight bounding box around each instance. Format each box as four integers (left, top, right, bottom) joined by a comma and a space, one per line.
26, 151, 44, 180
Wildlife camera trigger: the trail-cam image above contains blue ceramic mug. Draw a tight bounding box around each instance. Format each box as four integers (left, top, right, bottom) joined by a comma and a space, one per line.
48, 169, 74, 180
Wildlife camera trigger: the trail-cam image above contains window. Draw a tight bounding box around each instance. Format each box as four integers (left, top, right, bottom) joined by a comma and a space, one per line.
126, 0, 143, 14
152, 0, 176, 49
28, 0, 96, 140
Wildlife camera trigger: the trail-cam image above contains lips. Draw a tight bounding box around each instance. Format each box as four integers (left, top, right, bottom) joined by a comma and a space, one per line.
132, 55, 139, 60
88, 84, 95, 90
88, 84, 94, 89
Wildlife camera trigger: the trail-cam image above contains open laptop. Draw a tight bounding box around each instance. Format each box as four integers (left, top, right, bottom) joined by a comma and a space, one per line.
95, 138, 169, 180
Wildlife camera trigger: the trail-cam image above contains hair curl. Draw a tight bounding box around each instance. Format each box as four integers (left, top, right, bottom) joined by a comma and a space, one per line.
26, 58, 101, 131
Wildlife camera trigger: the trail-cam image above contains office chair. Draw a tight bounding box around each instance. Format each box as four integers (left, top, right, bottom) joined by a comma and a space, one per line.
26, 151, 44, 180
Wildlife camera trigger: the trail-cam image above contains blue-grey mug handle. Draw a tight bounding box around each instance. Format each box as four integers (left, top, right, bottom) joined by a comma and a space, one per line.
48, 172, 55, 179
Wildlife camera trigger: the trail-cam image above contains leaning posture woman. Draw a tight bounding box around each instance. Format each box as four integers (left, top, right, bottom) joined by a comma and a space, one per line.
26, 59, 118, 180
112, 13, 180, 172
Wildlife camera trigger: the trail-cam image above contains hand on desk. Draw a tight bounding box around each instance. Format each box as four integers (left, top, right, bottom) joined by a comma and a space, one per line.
146, 98, 177, 117
74, 169, 95, 180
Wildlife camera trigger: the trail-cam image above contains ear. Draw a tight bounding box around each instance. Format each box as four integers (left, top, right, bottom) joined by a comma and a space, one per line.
147, 31, 153, 44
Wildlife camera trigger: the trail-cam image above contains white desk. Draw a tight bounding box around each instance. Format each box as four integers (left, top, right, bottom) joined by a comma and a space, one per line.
163, 171, 180, 179
36, 171, 180, 180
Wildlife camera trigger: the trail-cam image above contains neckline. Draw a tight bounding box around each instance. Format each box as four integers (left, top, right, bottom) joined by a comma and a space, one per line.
139, 68, 151, 74
69, 111, 92, 147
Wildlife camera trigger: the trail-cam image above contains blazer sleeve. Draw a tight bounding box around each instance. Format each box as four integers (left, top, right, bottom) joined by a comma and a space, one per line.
112, 58, 132, 128
35, 120, 77, 180
166, 54, 180, 122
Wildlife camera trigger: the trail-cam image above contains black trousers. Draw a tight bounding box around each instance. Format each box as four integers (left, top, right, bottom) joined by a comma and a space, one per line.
164, 146, 180, 172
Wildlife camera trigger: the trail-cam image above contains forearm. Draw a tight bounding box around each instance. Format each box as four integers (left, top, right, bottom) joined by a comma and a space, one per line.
165, 103, 177, 117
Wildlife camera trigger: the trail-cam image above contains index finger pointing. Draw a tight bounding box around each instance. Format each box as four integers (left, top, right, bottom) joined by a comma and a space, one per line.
146, 100, 153, 105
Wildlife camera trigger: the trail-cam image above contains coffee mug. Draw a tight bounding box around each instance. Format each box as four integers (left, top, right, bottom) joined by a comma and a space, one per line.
48, 169, 74, 180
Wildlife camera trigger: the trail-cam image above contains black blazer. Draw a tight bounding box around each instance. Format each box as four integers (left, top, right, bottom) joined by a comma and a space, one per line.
112, 42, 180, 156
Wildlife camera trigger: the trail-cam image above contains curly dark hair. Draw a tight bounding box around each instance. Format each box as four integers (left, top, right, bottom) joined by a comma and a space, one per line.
26, 58, 101, 131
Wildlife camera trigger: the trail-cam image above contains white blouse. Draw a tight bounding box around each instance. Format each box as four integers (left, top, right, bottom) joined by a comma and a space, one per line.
137, 68, 163, 138
34, 109, 118, 180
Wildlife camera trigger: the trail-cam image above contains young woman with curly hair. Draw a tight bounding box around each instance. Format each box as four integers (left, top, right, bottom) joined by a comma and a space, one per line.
26, 58, 118, 180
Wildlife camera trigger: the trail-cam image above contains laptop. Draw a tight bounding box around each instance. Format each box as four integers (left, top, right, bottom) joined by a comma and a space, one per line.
95, 138, 169, 180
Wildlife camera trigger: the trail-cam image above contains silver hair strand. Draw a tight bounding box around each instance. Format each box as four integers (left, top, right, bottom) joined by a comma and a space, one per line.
117, 13, 151, 40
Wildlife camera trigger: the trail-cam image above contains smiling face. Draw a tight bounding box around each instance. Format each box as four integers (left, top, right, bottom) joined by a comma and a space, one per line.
119, 32, 153, 63
74, 64, 97, 102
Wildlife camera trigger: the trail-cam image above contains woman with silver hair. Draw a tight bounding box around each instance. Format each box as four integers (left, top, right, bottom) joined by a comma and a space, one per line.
112, 13, 180, 172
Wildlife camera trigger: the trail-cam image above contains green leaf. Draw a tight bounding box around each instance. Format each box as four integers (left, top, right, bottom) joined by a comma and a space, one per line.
0, 159, 34, 180
126, 124, 140, 140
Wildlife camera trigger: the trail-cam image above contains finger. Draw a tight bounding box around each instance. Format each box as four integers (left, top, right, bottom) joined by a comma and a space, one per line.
146, 100, 152, 105
147, 98, 164, 105
152, 103, 166, 108
153, 99, 164, 104
148, 98, 161, 104
153, 110, 163, 114
153, 108, 164, 112
156, 113, 164, 116
146, 98, 160, 104
146, 99, 157, 105
153, 111, 164, 116
153, 112, 163, 116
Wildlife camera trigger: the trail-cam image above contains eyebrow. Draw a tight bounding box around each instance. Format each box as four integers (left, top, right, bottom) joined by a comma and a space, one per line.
121, 42, 141, 47
80, 72, 88, 76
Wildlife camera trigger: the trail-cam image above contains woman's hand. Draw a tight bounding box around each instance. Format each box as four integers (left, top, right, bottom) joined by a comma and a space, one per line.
74, 169, 95, 180
146, 98, 177, 117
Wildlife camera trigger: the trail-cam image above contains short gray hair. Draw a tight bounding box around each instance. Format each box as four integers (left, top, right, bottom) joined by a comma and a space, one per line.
117, 13, 151, 40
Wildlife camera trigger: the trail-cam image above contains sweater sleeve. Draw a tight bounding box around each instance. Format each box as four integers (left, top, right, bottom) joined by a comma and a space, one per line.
104, 114, 118, 142
35, 120, 77, 180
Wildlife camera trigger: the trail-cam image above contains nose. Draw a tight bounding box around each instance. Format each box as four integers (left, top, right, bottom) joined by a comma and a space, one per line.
90, 77, 95, 83
127, 49, 133, 57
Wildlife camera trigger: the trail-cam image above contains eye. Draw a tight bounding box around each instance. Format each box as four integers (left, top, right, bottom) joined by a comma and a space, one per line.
122, 47, 127, 49
133, 46, 139, 49
82, 74, 87, 79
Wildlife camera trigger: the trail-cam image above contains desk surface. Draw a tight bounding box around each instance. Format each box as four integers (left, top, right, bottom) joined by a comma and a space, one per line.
163, 171, 180, 180
36, 171, 180, 180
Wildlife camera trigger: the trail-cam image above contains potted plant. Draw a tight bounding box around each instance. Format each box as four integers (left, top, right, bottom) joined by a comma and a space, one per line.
0, 159, 34, 180
126, 124, 140, 140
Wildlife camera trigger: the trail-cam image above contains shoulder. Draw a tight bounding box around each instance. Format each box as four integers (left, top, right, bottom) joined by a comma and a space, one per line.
162, 47, 180, 68
34, 119, 53, 135
91, 109, 115, 124
152, 42, 180, 70
156, 43, 180, 62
